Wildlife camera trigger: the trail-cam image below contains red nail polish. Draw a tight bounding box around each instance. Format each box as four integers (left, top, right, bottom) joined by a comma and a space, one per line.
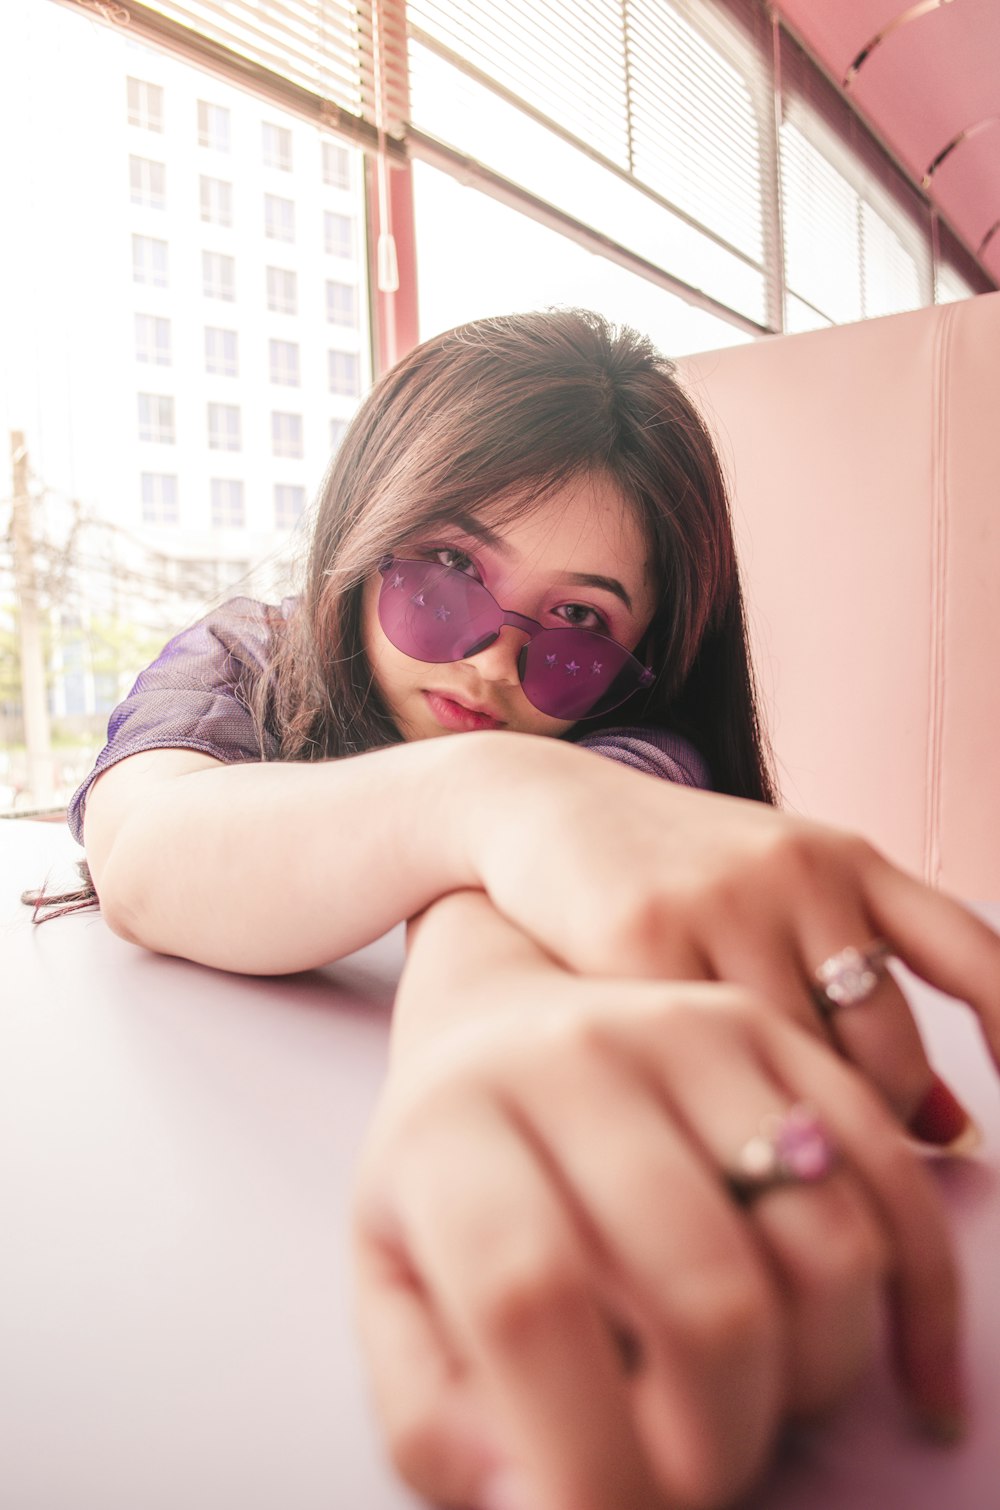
908, 1074, 980, 1151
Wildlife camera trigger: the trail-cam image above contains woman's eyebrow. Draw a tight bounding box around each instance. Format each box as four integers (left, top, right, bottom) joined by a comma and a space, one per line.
563, 572, 633, 612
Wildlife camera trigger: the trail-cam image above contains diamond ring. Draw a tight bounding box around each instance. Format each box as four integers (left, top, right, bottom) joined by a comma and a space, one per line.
813, 940, 893, 1017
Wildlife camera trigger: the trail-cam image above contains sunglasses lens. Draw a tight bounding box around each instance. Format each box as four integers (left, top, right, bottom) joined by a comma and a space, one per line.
379, 560, 499, 663
520, 630, 649, 720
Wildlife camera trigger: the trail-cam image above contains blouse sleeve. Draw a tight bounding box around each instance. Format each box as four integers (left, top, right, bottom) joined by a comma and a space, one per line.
67, 597, 282, 845
571, 726, 712, 790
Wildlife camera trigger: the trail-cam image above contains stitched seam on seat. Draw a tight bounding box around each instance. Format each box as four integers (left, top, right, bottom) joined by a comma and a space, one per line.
925, 302, 956, 887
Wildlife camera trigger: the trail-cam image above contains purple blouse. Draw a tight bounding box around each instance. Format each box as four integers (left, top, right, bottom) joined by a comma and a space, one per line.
68, 597, 710, 844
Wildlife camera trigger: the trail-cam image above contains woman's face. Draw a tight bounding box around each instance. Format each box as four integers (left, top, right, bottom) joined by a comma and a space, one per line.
362, 472, 657, 742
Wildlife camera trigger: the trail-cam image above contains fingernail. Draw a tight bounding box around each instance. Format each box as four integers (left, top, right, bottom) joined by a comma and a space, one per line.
908, 1074, 981, 1153
478, 1468, 535, 1510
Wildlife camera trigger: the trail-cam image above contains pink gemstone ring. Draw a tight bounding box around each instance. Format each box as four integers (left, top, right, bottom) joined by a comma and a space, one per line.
727, 1103, 838, 1204
813, 939, 893, 1016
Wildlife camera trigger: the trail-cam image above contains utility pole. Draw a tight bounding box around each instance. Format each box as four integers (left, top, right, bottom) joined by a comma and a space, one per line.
9, 430, 53, 806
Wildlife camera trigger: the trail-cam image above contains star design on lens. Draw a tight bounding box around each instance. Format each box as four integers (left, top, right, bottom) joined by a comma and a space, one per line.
544, 653, 558, 668
565, 661, 580, 676
590, 661, 603, 675
413, 592, 426, 607
391, 573, 405, 589
435, 604, 451, 621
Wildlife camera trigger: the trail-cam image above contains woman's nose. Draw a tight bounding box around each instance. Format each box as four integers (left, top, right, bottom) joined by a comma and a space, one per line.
462, 626, 525, 685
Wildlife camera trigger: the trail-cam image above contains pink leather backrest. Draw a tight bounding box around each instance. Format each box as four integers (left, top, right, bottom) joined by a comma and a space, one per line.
676, 292, 1000, 897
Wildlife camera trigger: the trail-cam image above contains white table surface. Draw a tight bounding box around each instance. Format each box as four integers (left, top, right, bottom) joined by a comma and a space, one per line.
3, 820, 999, 1510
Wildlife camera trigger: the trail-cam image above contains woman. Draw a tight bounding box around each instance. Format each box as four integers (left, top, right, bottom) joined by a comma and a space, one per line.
61, 310, 996, 1506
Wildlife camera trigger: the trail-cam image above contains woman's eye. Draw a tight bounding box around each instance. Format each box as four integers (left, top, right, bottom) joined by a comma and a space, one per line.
432, 546, 479, 577
556, 603, 606, 632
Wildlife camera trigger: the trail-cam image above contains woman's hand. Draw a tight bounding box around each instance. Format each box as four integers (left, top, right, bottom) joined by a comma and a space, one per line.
461, 732, 1000, 1140
354, 899, 961, 1510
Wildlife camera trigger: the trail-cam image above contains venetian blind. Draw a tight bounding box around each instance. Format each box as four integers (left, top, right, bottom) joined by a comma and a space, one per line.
779, 32, 934, 329
59, 0, 409, 146
404, 0, 778, 328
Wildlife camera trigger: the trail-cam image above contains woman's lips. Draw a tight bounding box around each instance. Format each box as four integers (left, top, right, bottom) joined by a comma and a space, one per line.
424, 690, 504, 732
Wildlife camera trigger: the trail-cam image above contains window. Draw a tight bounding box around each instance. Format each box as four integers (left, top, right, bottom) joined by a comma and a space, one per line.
127, 77, 163, 132
329, 418, 347, 451
135, 313, 171, 365
200, 175, 233, 226
269, 338, 300, 386
328, 349, 360, 397
141, 471, 179, 525
271, 411, 303, 458
324, 211, 353, 259
198, 99, 230, 151
129, 155, 166, 209
265, 265, 297, 315
322, 141, 350, 188
262, 121, 292, 170
326, 280, 357, 327
203, 250, 235, 300
264, 192, 295, 242
208, 402, 241, 451
132, 234, 168, 286
210, 478, 245, 528
138, 394, 175, 444
204, 326, 238, 376
274, 483, 306, 529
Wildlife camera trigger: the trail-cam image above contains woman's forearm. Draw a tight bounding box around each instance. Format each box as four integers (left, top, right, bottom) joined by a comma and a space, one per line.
88, 736, 533, 973
391, 887, 583, 1071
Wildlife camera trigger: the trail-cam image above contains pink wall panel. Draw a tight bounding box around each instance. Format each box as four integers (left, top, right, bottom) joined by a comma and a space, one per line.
676, 291, 1000, 897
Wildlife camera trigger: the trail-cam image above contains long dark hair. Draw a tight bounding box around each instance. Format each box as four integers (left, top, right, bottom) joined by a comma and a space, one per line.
251, 308, 775, 802
28, 307, 775, 922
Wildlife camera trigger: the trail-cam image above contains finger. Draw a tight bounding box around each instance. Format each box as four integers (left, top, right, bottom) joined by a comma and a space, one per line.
353, 1231, 501, 1505
797, 914, 934, 1125
751, 1009, 964, 1435
393, 1089, 663, 1510
861, 849, 1000, 1068
609, 994, 890, 1418
497, 1019, 782, 1507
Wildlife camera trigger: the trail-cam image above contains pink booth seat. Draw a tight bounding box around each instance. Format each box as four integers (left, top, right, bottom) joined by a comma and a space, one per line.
676, 291, 1000, 899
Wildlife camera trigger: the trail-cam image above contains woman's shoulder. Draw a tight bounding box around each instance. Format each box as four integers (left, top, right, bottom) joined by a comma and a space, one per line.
150, 594, 299, 680
571, 725, 711, 790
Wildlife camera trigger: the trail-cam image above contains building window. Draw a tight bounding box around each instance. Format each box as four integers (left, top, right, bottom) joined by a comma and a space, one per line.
208, 402, 241, 451
203, 250, 235, 301
262, 121, 293, 171
204, 326, 238, 376
330, 418, 347, 451
265, 266, 297, 315
200, 175, 233, 226
198, 100, 231, 152
274, 483, 306, 529
264, 192, 295, 242
271, 411, 303, 458
328, 349, 360, 397
269, 338, 300, 387
141, 471, 179, 525
138, 394, 175, 444
326, 280, 357, 327
129, 155, 166, 209
132, 234, 168, 286
135, 313, 171, 365
324, 211, 354, 259
210, 478, 245, 528
127, 77, 163, 132
322, 140, 350, 188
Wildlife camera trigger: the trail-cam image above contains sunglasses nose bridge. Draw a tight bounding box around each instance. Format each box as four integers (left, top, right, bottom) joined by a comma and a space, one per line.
499, 607, 543, 639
